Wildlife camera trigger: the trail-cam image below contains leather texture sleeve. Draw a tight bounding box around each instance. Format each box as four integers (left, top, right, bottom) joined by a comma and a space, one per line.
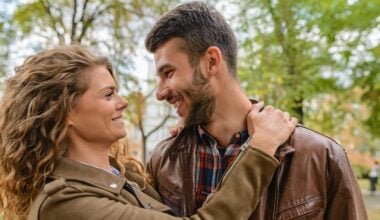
324, 142, 368, 220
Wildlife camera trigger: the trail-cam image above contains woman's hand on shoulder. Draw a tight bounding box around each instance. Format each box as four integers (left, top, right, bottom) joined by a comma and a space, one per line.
247, 102, 297, 156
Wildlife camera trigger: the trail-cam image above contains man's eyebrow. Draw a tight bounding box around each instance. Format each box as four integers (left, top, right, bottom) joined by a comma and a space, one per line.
157, 64, 172, 75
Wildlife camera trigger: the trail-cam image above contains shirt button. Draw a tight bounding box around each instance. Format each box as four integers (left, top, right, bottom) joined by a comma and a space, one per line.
235, 133, 241, 138
147, 203, 153, 209
110, 183, 118, 188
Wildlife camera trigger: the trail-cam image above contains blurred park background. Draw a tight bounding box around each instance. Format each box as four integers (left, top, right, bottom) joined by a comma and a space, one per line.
0, 0, 379, 218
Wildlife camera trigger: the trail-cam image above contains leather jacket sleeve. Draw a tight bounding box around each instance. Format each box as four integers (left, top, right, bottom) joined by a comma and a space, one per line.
324, 143, 367, 219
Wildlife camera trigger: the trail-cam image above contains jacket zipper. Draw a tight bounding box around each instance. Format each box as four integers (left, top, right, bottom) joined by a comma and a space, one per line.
272, 159, 285, 220
179, 150, 188, 216
216, 142, 250, 188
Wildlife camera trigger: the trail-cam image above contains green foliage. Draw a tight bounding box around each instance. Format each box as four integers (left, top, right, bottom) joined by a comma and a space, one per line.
353, 59, 380, 138
2, 0, 380, 156
5, 0, 178, 89
237, 0, 380, 146
13, 2, 45, 34
125, 91, 146, 127
0, 10, 14, 77
353, 164, 371, 179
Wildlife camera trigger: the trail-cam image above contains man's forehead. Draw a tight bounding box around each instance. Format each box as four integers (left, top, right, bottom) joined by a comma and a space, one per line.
154, 40, 189, 70
154, 53, 172, 72
155, 38, 187, 56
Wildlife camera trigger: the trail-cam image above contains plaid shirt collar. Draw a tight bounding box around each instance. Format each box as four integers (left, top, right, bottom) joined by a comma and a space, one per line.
197, 125, 249, 146
193, 125, 249, 209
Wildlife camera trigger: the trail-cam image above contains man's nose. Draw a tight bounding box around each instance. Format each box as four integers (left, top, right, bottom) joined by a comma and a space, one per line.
156, 85, 168, 101
156, 77, 170, 101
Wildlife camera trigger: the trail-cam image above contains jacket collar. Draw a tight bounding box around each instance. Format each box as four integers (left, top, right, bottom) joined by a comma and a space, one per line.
276, 142, 295, 162
51, 157, 128, 195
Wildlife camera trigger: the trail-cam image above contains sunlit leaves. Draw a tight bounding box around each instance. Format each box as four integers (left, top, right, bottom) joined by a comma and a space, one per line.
237, 0, 380, 151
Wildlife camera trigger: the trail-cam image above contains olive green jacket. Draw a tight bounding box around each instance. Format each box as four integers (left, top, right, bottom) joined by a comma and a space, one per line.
28, 147, 278, 220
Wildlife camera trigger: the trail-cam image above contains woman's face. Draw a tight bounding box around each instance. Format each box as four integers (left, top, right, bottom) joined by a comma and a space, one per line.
67, 65, 128, 146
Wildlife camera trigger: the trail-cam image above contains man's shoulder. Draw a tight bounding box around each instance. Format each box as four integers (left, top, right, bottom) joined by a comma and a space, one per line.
289, 126, 352, 178
291, 125, 345, 157
150, 126, 198, 160
146, 134, 185, 180
150, 135, 177, 158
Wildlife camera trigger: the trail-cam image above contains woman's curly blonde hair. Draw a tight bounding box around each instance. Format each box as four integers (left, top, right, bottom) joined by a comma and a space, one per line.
0, 45, 146, 219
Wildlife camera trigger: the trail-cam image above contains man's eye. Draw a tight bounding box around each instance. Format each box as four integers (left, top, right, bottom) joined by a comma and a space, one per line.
166, 70, 174, 77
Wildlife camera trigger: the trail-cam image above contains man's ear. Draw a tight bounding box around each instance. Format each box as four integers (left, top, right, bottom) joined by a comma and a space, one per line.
200, 46, 222, 77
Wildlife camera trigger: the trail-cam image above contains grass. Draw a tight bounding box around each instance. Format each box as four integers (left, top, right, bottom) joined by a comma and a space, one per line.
368, 210, 380, 220
358, 178, 371, 189
358, 178, 380, 192
358, 178, 380, 220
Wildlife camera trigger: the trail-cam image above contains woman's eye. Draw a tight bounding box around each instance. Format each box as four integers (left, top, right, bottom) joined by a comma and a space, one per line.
105, 91, 114, 97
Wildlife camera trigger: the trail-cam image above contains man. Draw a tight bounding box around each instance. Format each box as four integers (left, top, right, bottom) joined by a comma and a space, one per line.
145, 2, 367, 219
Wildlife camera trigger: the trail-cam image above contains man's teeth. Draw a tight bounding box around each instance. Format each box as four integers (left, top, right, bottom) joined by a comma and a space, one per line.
174, 100, 182, 108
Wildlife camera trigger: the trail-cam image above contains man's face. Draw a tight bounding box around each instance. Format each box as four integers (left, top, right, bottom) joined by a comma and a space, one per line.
154, 38, 215, 126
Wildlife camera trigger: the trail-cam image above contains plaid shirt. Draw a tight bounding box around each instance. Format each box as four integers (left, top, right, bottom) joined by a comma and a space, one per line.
194, 125, 249, 209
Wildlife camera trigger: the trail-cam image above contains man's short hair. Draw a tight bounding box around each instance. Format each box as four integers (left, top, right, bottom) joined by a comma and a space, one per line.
145, 1, 238, 75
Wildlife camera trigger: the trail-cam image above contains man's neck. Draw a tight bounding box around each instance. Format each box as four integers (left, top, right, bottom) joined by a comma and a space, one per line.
204, 86, 252, 147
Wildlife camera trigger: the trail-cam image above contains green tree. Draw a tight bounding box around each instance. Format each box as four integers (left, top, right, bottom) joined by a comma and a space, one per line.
237, 0, 379, 122
11, 0, 163, 88
353, 43, 380, 139
236, 0, 380, 153
0, 8, 14, 78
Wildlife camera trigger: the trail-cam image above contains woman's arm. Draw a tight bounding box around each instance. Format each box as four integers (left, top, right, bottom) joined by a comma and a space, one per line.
34, 147, 277, 220
32, 104, 296, 220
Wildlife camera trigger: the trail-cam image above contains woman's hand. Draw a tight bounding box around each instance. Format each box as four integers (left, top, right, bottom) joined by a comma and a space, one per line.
170, 118, 185, 136
246, 102, 297, 156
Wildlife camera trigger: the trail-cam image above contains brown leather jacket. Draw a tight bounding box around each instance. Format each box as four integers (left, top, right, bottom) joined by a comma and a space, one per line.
147, 125, 368, 219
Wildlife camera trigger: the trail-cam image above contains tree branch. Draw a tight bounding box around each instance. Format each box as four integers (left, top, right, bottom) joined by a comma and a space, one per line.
143, 88, 156, 102
146, 107, 173, 138
265, 0, 286, 54
78, 0, 90, 24
55, 4, 67, 34
70, 0, 78, 42
76, 3, 144, 43
39, 0, 64, 43
77, 4, 113, 42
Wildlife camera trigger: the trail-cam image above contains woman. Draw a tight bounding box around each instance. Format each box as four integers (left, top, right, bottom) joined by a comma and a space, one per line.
0, 45, 296, 220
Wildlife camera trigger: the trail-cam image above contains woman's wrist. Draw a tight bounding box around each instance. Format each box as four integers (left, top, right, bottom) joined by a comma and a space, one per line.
247, 136, 277, 156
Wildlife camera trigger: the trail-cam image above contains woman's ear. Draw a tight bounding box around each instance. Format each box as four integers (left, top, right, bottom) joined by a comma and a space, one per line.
66, 111, 76, 126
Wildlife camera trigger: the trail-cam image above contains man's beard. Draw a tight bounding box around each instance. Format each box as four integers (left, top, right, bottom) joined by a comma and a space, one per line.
182, 66, 215, 126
